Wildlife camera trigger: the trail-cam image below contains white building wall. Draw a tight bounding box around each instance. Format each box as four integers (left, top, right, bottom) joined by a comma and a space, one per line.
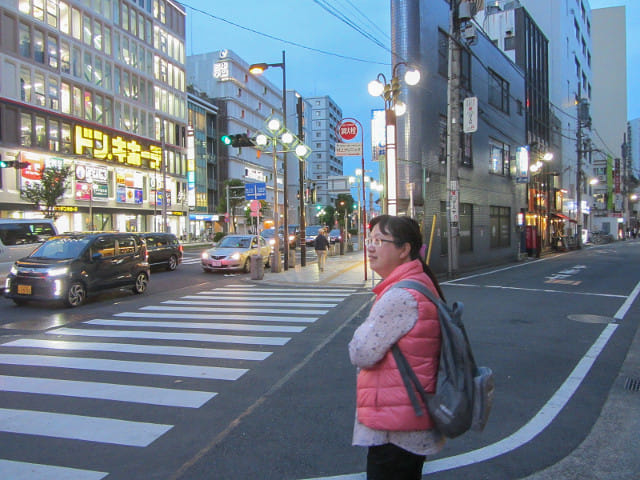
630, 118, 640, 179
591, 6, 627, 157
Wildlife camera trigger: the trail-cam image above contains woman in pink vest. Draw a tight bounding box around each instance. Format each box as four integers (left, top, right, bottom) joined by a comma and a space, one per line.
349, 215, 445, 479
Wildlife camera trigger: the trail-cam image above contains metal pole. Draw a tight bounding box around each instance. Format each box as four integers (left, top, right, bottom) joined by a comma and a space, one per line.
576, 99, 583, 249
446, 2, 461, 277
272, 139, 281, 272
281, 50, 289, 270
161, 121, 167, 233
297, 95, 306, 266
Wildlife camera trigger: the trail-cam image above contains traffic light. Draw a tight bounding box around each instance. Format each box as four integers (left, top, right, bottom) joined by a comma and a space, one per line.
220, 134, 255, 148
0, 157, 9, 168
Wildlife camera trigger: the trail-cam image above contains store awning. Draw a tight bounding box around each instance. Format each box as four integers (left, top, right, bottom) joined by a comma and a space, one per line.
552, 213, 577, 223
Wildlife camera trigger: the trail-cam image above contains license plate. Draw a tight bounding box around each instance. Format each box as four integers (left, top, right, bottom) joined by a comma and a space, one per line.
212, 260, 221, 267
17, 284, 32, 295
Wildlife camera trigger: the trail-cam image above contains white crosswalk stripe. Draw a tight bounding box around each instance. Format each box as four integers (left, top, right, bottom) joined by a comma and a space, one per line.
0, 284, 357, 478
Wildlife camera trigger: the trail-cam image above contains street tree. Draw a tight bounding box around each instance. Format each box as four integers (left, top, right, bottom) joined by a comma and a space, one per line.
21, 165, 73, 219
217, 179, 245, 232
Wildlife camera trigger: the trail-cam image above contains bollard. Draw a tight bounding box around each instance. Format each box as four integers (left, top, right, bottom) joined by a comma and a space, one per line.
288, 249, 296, 267
250, 254, 264, 280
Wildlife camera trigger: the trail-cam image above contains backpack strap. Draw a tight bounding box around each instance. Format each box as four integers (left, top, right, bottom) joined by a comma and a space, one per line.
390, 279, 443, 417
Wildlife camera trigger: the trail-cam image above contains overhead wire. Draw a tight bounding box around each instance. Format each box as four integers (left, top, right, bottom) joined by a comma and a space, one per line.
180, 2, 390, 65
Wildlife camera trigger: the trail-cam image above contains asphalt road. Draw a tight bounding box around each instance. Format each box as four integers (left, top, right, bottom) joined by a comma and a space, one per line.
0, 243, 638, 479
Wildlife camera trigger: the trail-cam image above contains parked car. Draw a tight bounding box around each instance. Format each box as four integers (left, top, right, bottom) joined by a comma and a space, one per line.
305, 225, 325, 246
3, 232, 150, 307
141, 232, 183, 271
0, 218, 57, 274
261, 228, 285, 250
328, 229, 342, 244
201, 234, 271, 273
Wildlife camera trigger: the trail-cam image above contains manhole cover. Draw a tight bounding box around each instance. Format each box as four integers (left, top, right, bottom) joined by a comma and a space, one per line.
567, 314, 613, 324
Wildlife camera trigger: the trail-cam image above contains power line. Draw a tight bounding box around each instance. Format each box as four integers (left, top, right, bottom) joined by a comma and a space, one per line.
181, 2, 389, 65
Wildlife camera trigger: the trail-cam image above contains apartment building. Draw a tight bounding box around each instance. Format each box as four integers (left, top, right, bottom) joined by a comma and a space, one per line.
0, 0, 188, 235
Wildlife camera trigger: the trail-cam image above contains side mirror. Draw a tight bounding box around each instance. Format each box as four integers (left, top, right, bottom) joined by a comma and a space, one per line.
92, 251, 103, 261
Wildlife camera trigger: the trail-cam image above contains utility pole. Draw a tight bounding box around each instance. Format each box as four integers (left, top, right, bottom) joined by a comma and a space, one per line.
161, 121, 167, 233
446, 1, 462, 277
297, 95, 306, 266
576, 96, 590, 249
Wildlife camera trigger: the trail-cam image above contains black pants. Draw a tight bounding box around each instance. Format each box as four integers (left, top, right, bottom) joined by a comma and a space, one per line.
366, 443, 426, 480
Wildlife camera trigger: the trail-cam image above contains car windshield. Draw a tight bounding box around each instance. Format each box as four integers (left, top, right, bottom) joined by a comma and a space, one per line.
261, 229, 276, 238
30, 237, 90, 259
219, 236, 252, 248
306, 226, 322, 236
330, 230, 340, 236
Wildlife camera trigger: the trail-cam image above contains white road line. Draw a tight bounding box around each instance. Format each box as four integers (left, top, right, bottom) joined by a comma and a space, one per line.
85, 319, 306, 333
0, 408, 172, 446
148, 303, 329, 315
0, 354, 248, 380
2, 338, 271, 361
0, 459, 107, 480
114, 312, 318, 323
180, 294, 343, 308
614, 280, 640, 320
447, 283, 627, 298
0, 375, 216, 408
45, 327, 290, 346
213, 287, 356, 294
198, 291, 350, 299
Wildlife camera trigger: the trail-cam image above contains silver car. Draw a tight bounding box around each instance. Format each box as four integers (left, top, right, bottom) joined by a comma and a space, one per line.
201, 235, 271, 273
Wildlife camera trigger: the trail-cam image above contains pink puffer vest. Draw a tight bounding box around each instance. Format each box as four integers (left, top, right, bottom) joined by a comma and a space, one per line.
356, 260, 441, 431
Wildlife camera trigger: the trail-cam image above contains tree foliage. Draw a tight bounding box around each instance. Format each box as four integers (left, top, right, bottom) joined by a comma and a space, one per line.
21, 165, 73, 219
216, 179, 245, 231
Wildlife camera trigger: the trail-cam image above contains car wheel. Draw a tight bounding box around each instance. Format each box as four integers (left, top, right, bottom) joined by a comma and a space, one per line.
167, 255, 178, 271
64, 282, 87, 308
243, 258, 251, 273
133, 272, 149, 294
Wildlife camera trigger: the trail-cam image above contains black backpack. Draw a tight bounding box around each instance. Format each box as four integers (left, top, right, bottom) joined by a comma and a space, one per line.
391, 280, 494, 438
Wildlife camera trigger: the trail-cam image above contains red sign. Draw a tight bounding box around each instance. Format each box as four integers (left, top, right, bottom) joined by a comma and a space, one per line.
338, 121, 358, 141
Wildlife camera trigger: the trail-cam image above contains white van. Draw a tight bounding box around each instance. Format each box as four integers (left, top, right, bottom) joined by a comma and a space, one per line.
0, 219, 58, 275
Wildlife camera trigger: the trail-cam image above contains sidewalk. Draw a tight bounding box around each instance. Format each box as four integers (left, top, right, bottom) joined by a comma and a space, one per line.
258, 248, 370, 287
255, 245, 640, 479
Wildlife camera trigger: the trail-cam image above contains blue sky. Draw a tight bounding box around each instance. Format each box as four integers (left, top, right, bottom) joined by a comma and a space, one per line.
182, 0, 638, 179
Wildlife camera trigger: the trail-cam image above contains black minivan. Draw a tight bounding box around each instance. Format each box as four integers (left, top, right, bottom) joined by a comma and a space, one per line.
141, 232, 183, 271
4, 232, 150, 307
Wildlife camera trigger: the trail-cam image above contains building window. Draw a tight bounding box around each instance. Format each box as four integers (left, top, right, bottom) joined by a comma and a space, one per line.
19, 23, 31, 58
440, 202, 473, 254
488, 70, 509, 114
489, 139, 510, 176
461, 132, 472, 167
490, 206, 511, 248
20, 113, 32, 147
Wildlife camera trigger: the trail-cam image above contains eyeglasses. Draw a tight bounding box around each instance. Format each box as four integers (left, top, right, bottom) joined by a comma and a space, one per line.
365, 238, 396, 247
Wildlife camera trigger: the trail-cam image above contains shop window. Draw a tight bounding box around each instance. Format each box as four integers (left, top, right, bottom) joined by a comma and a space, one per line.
49, 120, 60, 151
60, 82, 71, 113
61, 122, 72, 153
72, 85, 82, 116
35, 116, 46, 148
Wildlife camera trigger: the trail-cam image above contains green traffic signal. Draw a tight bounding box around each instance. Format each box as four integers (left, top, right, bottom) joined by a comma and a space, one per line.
221, 135, 232, 145
0, 160, 7, 168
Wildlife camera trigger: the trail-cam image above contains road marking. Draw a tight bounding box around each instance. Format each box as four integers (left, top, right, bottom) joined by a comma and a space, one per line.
45, 327, 290, 346
0, 408, 172, 446
214, 286, 356, 294
151, 303, 330, 315
0, 459, 107, 480
449, 283, 627, 298
0, 354, 248, 380
114, 312, 318, 323
3, 338, 271, 361
0, 375, 216, 408
176, 297, 339, 308
85, 319, 306, 333
200, 291, 351, 299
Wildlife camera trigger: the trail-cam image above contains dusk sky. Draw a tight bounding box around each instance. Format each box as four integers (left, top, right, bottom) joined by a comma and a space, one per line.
182, 0, 638, 180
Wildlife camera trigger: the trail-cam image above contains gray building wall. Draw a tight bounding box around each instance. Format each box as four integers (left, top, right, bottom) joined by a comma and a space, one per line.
392, 0, 527, 273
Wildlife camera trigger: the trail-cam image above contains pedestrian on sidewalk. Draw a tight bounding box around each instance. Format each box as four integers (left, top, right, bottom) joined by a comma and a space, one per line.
349, 215, 446, 479
314, 227, 329, 272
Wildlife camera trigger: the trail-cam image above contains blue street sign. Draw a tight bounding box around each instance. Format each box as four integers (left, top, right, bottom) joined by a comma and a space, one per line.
245, 182, 267, 200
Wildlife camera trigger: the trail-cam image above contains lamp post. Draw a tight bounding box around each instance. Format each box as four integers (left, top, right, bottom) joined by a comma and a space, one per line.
349, 170, 369, 281
250, 51, 290, 268
255, 118, 311, 273
368, 63, 420, 216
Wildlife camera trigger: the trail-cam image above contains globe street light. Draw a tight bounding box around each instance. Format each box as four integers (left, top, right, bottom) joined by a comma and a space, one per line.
254, 117, 311, 273
368, 63, 420, 215
250, 51, 292, 269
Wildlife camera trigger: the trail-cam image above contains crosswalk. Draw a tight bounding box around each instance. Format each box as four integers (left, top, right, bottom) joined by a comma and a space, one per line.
0, 284, 357, 479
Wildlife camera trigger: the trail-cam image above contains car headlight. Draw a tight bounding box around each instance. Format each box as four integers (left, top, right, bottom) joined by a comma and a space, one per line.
230, 252, 241, 261
10, 265, 18, 275
201, 251, 209, 260
47, 266, 69, 277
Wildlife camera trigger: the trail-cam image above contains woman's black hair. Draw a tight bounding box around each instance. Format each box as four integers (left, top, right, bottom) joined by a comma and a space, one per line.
369, 215, 445, 300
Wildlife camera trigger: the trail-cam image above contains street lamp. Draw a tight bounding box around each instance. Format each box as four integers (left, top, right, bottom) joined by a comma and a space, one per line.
368, 63, 420, 216
254, 117, 311, 273
250, 51, 291, 269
